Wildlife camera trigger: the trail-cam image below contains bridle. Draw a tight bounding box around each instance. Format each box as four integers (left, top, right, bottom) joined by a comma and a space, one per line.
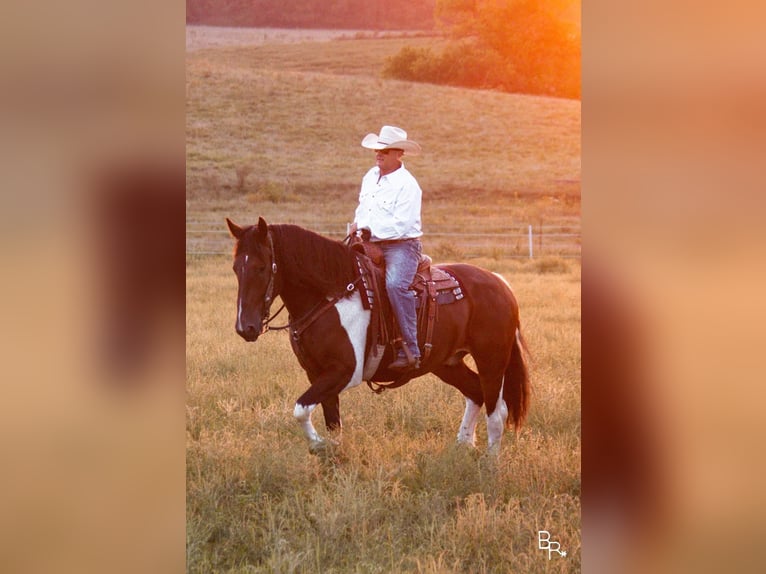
257, 230, 286, 333
255, 228, 362, 337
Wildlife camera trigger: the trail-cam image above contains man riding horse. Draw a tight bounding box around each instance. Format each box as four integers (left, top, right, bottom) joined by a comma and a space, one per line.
348, 126, 423, 371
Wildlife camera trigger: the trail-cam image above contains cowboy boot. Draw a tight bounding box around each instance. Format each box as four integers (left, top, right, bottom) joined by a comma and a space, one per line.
388, 342, 421, 371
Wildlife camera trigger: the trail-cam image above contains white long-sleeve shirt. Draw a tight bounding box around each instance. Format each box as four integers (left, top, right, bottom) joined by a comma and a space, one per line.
354, 164, 423, 241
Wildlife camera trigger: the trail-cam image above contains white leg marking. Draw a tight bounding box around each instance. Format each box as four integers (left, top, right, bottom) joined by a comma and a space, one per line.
293, 403, 322, 444
486, 381, 509, 452
334, 291, 371, 391
457, 398, 482, 446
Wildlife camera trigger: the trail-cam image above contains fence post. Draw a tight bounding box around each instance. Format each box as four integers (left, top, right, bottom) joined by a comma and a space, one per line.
528, 225, 534, 259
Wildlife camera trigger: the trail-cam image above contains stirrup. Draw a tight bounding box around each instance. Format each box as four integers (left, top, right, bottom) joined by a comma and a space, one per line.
388, 355, 411, 370
388, 343, 421, 370
388, 355, 420, 371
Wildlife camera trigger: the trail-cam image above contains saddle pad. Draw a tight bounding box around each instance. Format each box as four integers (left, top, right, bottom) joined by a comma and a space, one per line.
427, 266, 455, 285
415, 288, 462, 308
413, 268, 464, 308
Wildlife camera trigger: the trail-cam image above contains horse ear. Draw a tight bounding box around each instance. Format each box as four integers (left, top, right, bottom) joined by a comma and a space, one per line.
257, 217, 269, 243
226, 218, 244, 239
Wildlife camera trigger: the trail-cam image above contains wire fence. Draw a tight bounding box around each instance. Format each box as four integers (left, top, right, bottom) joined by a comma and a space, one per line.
187, 222, 581, 259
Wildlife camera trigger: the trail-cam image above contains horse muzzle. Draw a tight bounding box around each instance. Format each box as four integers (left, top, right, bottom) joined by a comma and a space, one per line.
236, 322, 262, 342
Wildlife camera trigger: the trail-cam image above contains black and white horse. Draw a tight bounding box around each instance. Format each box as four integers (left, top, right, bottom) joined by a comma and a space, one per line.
227, 217, 530, 454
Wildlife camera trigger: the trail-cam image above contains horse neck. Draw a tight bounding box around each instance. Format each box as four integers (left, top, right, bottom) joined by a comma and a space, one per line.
270, 224, 356, 315
277, 280, 323, 319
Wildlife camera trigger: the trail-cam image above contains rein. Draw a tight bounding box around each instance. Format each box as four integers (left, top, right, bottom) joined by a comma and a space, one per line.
288, 276, 363, 341
262, 302, 288, 331
264, 277, 363, 337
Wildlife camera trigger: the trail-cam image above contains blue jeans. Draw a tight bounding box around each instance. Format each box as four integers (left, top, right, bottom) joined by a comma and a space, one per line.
380, 239, 422, 358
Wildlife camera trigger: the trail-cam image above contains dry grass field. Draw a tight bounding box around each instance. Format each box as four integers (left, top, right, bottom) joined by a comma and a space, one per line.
187, 27, 580, 573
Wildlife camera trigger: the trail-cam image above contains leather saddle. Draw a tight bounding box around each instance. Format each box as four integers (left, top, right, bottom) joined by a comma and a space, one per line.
350, 240, 463, 376
351, 240, 461, 291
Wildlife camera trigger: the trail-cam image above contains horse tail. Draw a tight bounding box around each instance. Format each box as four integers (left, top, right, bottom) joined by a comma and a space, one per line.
504, 326, 531, 431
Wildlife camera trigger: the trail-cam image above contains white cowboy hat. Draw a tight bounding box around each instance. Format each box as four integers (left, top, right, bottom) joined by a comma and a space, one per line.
361, 125, 422, 155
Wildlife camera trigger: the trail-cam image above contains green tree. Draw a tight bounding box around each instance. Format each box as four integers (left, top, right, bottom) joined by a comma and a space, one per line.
424, 0, 580, 97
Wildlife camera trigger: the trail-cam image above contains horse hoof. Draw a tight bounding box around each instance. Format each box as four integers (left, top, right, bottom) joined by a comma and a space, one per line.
308, 437, 340, 456
486, 443, 502, 457
308, 440, 327, 455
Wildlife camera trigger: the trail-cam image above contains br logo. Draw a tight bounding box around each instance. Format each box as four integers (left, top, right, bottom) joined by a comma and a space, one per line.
538, 530, 567, 559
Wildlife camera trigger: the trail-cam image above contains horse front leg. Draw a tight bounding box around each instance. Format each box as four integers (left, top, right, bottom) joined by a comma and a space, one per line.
293, 402, 325, 454
293, 401, 342, 455
293, 366, 356, 455
320, 395, 344, 448
321, 395, 342, 432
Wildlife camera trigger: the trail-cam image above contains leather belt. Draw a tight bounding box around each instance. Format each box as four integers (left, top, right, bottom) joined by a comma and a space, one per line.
373, 238, 417, 246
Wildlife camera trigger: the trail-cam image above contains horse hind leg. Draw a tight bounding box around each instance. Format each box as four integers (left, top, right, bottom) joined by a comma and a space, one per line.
433, 362, 484, 447
458, 398, 483, 447
473, 356, 510, 454
486, 381, 509, 455
486, 328, 530, 452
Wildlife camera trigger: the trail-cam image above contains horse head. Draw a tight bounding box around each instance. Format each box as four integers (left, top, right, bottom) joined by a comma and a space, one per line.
226, 217, 277, 342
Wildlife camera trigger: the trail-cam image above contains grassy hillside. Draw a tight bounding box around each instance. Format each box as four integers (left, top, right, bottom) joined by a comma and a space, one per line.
186, 0, 436, 30
187, 32, 580, 572
186, 36, 580, 257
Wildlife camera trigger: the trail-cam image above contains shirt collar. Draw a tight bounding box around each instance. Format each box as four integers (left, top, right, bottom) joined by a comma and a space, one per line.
376, 163, 406, 181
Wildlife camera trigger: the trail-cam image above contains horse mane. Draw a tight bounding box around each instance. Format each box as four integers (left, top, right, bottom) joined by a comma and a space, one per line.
270, 224, 357, 296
